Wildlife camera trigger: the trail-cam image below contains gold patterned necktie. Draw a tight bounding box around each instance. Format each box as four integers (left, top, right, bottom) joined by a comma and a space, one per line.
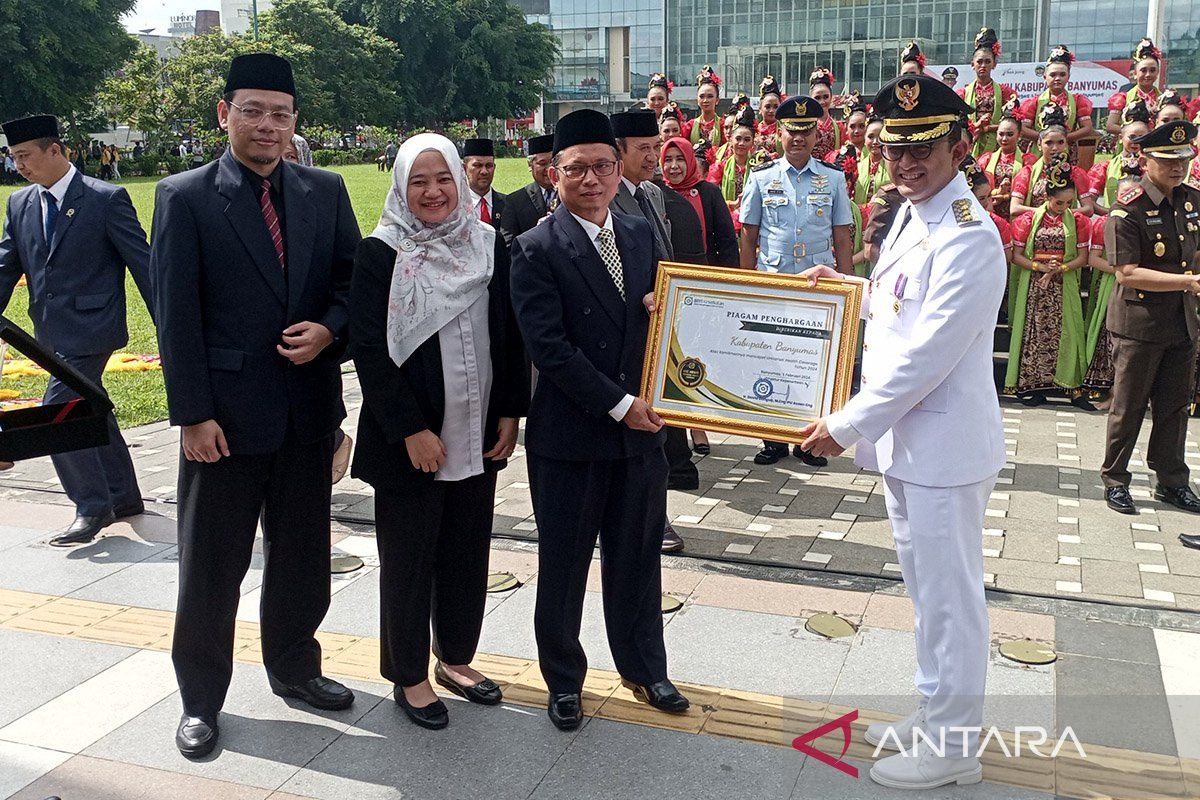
596, 228, 626, 300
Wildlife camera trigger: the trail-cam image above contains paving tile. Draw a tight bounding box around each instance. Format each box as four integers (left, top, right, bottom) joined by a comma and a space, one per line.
791, 757, 1053, 799
0, 629, 136, 728
1055, 653, 1177, 756
0, 741, 72, 799
663, 604, 848, 702
1056, 617, 1159, 665
0, 535, 172, 596
8, 754, 276, 800
690, 574, 869, 618
85, 663, 386, 790
282, 691, 580, 800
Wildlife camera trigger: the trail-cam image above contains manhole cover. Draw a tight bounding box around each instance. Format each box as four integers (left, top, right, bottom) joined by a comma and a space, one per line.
805, 613, 858, 639
998, 639, 1057, 665
330, 555, 364, 574
486, 572, 521, 593
661, 594, 683, 614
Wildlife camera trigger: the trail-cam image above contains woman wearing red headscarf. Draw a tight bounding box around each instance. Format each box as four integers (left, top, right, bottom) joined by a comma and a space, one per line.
660, 136, 738, 267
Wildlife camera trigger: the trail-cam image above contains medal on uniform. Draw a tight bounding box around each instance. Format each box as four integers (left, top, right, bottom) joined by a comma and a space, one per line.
1187, 201, 1194, 212
892, 274, 907, 314
812, 175, 828, 190
1155, 242, 1166, 257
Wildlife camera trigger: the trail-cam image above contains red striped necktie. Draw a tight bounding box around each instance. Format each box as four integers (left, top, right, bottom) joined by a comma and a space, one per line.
260, 178, 286, 271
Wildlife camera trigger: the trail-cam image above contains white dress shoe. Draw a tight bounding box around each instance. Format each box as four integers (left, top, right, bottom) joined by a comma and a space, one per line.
864, 705, 926, 751
870, 750, 983, 790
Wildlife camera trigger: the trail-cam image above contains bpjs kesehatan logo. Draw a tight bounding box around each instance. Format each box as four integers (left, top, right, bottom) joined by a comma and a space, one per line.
791, 710, 1088, 779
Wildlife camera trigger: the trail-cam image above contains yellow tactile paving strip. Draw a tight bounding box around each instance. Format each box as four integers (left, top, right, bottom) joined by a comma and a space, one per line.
0, 587, 1194, 799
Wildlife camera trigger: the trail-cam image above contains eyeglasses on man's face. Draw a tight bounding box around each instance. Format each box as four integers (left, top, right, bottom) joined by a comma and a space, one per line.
556, 160, 618, 180
881, 143, 935, 162
228, 101, 298, 129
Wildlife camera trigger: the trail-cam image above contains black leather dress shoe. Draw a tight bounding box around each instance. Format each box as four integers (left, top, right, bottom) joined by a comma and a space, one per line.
434, 663, 502, 705
268, 675, 354, 710
753, 444, 788, 465
49, 512, 115, 547
394, 686, 449, 729
792, 445, 828, 468
113, 500, 146, 519
1070, 395, 1097, 411
662, 524, 684, 553
621, 679, 690, 713
547, 692, 583, 730
1155, 484, 1200, 513
1105, 486, 1137, 515
1180, 533, 1200, 550
175, 714, 218, 758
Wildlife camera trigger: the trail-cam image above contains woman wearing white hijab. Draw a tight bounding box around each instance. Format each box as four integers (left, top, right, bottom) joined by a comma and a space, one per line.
349, 133, 528, 729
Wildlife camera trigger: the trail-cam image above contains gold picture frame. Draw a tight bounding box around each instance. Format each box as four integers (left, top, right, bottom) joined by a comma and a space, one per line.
640, 263, 863, 444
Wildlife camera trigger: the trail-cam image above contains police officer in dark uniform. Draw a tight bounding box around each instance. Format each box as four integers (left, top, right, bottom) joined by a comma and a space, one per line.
1101, 119, 1200, 538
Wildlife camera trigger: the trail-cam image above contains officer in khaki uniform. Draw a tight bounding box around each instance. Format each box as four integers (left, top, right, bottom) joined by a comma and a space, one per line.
1101, 119, 1200, 531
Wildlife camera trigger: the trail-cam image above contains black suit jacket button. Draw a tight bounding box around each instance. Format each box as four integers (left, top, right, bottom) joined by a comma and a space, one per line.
46, 292, 54, 299
599, 341, 607, 350
583, 307, 592, 315
620, 372, 626, 381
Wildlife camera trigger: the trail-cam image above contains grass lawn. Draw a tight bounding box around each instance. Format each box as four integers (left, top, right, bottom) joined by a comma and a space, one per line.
0, 159, 537, 428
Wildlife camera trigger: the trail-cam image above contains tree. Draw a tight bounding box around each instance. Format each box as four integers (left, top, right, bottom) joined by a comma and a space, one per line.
95, 45, 173, 147
0, 0, 137, 120
153, 0, 400, 133
260, 0, 401, 127
350, 0, 558, 127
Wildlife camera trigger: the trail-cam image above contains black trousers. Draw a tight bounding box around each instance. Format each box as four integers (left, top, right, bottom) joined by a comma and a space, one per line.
1102, 334, 1198, 488
529, 448, 669, 694
664, 426, 698, 491
172, 430, 335, 717
374, 471, 497, 687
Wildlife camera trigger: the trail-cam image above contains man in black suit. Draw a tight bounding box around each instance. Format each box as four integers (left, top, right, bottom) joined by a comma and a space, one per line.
499, 133, 556, 245
510, 109, 690, 731
0, 114, 152, 546
462, 137, 505, 228
610, 110, 698, 553
150, 54, 360, 759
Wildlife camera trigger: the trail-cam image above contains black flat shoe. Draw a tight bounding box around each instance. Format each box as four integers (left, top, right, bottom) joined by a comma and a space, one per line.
49, 512, 115, 547
1105, 486, 1137, 515
268, 675, 354, 710
1070, 395, 1097, 411
175, 714, 218, 758
1019, 392, 1047, 407
621, 679, 690, 713
753, 445, 787, 465
434, 663, 502, 706
661, 523, 684, 553
394, 686, 449, 729
1180, 533, 1200, 550
547, 692, 583, 730
792, 445, 829, 468
692, 443, 711, 456
1155, 484, 1200, 513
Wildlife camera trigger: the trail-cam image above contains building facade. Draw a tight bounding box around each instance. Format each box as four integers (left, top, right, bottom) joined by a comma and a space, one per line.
221, 0, 275, 35
526, 0, 1200, 122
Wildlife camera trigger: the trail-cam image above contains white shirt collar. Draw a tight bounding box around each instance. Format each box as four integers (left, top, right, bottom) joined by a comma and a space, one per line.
471, 188, 493, 208
569, 210, 614, 251
911, 173, 969, 225
43, 164, 76, 206
620, 176, 642, 194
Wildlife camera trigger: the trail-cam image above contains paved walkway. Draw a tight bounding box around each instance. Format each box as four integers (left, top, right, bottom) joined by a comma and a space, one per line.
4, 370, 1200, 609
0, 496, 1198, 799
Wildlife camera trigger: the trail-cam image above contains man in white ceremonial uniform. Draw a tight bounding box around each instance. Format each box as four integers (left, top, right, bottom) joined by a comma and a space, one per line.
800, 74, 1007, 790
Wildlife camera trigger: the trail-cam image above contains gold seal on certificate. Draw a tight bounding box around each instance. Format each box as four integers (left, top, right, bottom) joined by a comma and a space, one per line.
640, 263, 863, 444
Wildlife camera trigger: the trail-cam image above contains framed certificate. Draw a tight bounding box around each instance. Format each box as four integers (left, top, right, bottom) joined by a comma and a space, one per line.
640, 263, 863, 444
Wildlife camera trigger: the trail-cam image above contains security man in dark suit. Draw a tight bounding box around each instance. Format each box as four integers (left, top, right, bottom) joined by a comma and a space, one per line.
500, 133, 556, 245
150, 54, 361, 758
0, 114, 152, 547
610, 110, 699, 553
462, 137, 505, 228
510, 109, 690, 731
1102, 118, 1200, 536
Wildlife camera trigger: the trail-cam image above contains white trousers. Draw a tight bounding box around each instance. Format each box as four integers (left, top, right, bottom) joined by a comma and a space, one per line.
882, 472, 997, 754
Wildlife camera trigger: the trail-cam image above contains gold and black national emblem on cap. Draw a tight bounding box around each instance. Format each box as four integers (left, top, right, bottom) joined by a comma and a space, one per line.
677, 357, 706, 388
1133, 119, 1198, 160
872, 75, 973, 145
776, 95, 825, 131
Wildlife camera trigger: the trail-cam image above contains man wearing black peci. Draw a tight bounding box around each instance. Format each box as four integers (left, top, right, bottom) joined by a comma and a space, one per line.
510, 109, 690, 731
151, 53, 361, 758
500, 133, 557, 245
